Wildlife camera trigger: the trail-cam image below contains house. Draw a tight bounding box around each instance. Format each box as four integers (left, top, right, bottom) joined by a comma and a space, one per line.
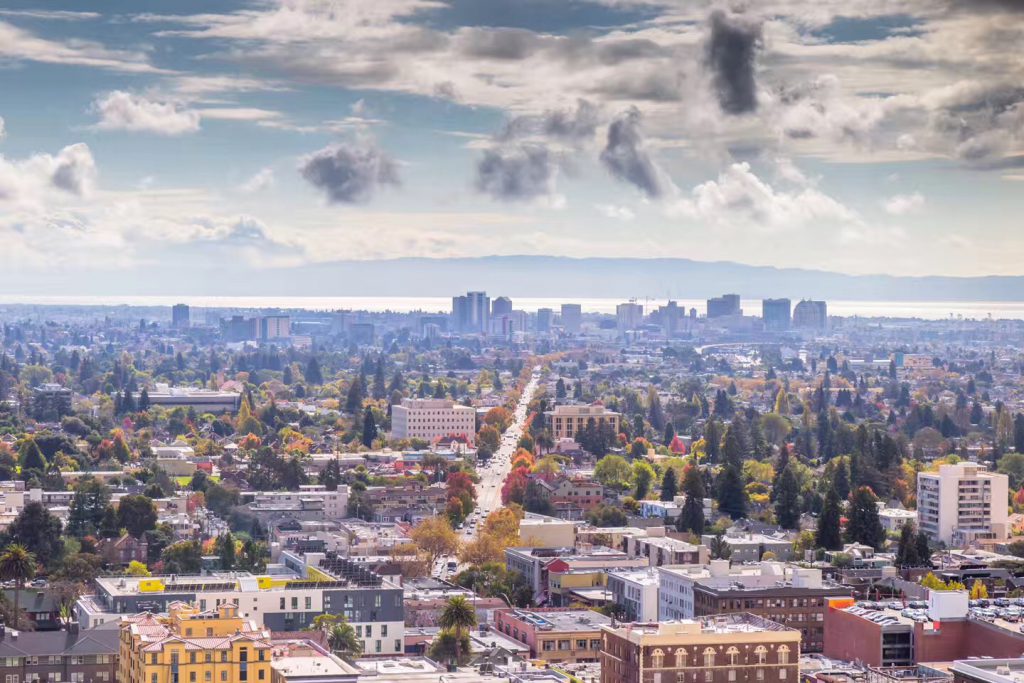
98, 535, 148, 567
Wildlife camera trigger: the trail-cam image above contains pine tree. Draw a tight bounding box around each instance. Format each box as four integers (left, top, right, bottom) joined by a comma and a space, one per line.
663, 421, 675, 447
704, 420, 722, 462
345, 375, 365, 413
895, 522, 919, 567
660, 467, 678, 502
648, 389, 666, 432
677, 466, 706, 535
139, 387, 150, 411
816, 487, 843, 550
846, 486, 884, 549
305, 357, 324, 385
834, 458, 851, 500
715, 462, 747, 520
362, 407, 378, 448
773, 463, 801, 529
372, 358, 386, 400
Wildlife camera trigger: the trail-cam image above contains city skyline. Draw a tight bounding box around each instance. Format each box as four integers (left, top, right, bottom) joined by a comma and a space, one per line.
0, 0, 1023, 293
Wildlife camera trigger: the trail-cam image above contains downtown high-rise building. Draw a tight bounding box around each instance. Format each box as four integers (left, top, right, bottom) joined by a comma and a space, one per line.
616, 301, 644, 334
762, 298, 791, 331
707, 293, 741, 318
536, 307, 554, 333
451, 291, 490, 333
792, 299, 827, 330
171, 303, 190, 329
560, 303, 582, 334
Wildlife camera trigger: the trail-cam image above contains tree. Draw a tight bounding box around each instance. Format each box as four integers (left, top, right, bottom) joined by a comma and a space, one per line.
345, 375, 365, 414
66, 477, 110, 538
328, 620, 363, 659
594, 455, 631, 490
410, 517, 459, 567
3, 501, 63, 568
709, 533, 732, 560
477, 425, 501, 453
438, 596, 477, 667
846, 486, 885, 549
204, 483, 240, 517
586, 504, 628, 527
895, 522, 920, 567
773, 463, 801, 530
715, 462, 747, 520
660, 467, 678, 502
677, 466, 706, 535
18, 437, 47, 473
632, 461, 655, 500
0, 545, 36, 629
816, 488, 843, 551
117, 495, 158, 538
162, 540, 202, 573
970, 579, 989, 600
362, 407, 378, 448
305, 357, 324, 385
321, 458, 342, 491
217, 532, 236, 570
125, 561, 151, 577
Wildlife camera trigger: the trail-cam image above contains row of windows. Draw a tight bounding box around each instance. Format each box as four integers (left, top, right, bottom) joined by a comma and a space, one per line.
4, 674, 111, 683
149, 668, 266, 683
645, 645, 791, 669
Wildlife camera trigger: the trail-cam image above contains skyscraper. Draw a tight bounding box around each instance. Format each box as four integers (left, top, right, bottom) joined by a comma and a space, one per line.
491, 296, 513, 318
451, 291, 490, 333
762, 298, 791, 331
616, 301, 644, 334
560, 303, 582, 334
707, 294, 741, 318
792, 299, 828, 329
171, 303, 190, 329
536, 307, 554, 333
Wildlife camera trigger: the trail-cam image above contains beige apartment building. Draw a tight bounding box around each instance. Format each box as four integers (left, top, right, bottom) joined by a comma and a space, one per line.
390, 398, 477, 444
545, 403, 621, 441
917, 462, 1009, 546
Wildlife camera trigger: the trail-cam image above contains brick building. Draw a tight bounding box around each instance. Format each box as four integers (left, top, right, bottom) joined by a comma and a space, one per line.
492, 608, 611, 663
600, 614, 800, 683
0, 624, 118, 683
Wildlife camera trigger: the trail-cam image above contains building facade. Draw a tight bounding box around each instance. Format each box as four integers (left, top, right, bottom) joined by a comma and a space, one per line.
707, 294, 741, 318
762, 299, 791, 331
389, 398, 476, 444
544, 403, 621, 442
0, 624, 118, 683
600, 614, 800, 683
560, 304, 582, 334
792, 300, 827, 329
917, 463, 1009, 546
492, 609, 610, 663
171, 304, 190, 329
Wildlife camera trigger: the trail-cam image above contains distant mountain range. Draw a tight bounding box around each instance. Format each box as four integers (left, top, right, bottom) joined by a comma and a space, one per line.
287, 256, 1024, 301
5, 256, 1024, 301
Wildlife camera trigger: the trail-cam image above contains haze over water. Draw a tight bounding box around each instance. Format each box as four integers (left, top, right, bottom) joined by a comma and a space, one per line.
1, 296, 1024, 321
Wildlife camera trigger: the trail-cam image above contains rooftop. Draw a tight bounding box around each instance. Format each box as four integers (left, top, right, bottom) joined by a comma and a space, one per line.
501, 609, 612, 632
952, 658, 1024, 683
602, 614, 798, 644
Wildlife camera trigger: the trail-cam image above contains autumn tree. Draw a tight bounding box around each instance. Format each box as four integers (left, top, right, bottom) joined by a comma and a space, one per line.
410, 517, 459, 567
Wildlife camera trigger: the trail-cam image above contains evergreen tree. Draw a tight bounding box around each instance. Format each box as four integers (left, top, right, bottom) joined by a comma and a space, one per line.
18, 438, 47, 473
773, 463, 801, 529
362, 407, 378, 448
677, 466, 706, 535
345, 375, 365, 413
1015, 413, 1024, 454
833, 458, 851, 500
895, 522, 920, 567
846, 486, 885, 548
648, 389, 666, 432
660, 467, 678, 502
721, 422, 747, 465
139, 387, 150, 410
663, 421, 676, 447
704, 419, 722, 462
715, 463, 747, 520
915, 529, 932, 568
321, 459, 342, 491
305, 357, 324, 385
555, 378, 566, 399
372, 358, 386, 400
218, 532, 236, 570
816, 487, 843, 551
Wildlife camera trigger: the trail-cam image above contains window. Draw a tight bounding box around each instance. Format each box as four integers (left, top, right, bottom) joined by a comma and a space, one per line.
543, 641, 555, 652
375, 640, 382, 654
258, 671, 265, 681
366, 626, 372, 638
728, 671, 736, 682
674, 649, 687, 668
780, 670, 787, 680
205, 674, 211, 682
221, 652, 228, 663
651, 649, 664, 668
207, 628, 213, 637
258, 651, 265, 662
280, 597, 285, 610
221, 673, 227, 682
394, 640, 401, 652
190, 653, 197, 664
726, 648, 739, 666
151, 676, 158, 683
189, 673, 196, 683
291, 597, 298, 610
705, 672, 713, 683
205, 654, 212, 663
703, 648, 716, 668
755, 646, 767, 665
777, 646, 790, 665
757, 670, 765, 681
382, 625, 388, 638
305, 597, 311, 610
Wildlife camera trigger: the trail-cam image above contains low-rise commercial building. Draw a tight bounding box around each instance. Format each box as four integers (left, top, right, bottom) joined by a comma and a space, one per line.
544, 403, 621, 442
389, 398, 476, 444
493, 609, 611, 663
600, 614, 800, 683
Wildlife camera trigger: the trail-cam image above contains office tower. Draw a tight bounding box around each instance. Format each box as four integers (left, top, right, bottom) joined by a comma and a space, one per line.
451, 291, 489, 333
616, 301, 644, 333
707, 293, 741, 318
260, 315, 291, 340
762, 298, 792, 331
560, 303, 582, 334
660, 300, 682, 336
536, 307, 554, 333
792, 299, 828, 329
491, 296, 513, 318
171, 303, 190, 329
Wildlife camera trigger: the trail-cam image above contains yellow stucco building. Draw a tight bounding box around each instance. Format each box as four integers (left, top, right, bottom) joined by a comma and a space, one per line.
119, 602, 272, 683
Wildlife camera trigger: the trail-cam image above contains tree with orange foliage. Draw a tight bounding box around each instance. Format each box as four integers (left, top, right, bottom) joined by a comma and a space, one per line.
501, 466, 530, 505
483, 407, 512, 432
510, 448, 535, 470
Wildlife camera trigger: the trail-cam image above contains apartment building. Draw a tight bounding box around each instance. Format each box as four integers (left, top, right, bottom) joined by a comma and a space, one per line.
493, 609, 611, 664
389, 398, 476, 444
119, 603, 272, 683
608, 568, 660, 622
247, 485, 350, 523
505, 547, 647, 601
792, 300, 828, 330
917, 463, 1009, 546
600, 614, 800, 683
544, 403, 621, 441
0, 624, 118, 683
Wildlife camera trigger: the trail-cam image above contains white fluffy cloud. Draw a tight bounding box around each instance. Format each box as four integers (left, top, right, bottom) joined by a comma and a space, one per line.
0, 142, 97, 205
92, 91, 201, 135
238, 168, 275, 193
883, 192, 925, 215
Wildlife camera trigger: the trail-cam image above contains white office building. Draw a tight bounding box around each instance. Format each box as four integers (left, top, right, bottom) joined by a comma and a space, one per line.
390, 398, 477, 444
917, 463, 1009, 546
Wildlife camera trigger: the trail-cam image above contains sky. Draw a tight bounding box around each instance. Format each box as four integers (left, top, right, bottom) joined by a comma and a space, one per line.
0, 0, 1023, 291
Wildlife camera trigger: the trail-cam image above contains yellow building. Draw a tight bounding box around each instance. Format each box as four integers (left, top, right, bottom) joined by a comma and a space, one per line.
544, 403, 621, 442
119, 602, 272, 683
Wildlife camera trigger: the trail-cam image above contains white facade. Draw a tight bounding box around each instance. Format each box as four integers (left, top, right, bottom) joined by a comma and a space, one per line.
251, 485, 350, 520
390, 398, 476, 444
609, 567, 660, 622
917, 463, 1009, 546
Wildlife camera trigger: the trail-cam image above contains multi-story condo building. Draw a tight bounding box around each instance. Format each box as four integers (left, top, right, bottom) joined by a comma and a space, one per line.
31, 383, 73, 421
607, 568, 660, 622
389, 398, 476, 444
615, 302, 644, 334
762, 298, 791, 331
658, 561, 848, 653
246, 485, 350, 523
451, 291, 489, 334
536, 308, 554, 333
792, 299, 828, 329
135, 385, 241, 413
707, 294, 741, 318
544, 403, 621, 442
917, 463, 1009, 546
560, 304, 582, 334
0, 624, 118, 683
260, 315, 291, 340
80, 560, 404, 655
493, 609, 611, 663
600, 614, 800, 683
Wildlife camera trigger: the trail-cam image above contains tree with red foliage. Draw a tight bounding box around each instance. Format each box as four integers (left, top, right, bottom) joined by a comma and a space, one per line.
446, 471, 477, 517
501, 466, 530, 505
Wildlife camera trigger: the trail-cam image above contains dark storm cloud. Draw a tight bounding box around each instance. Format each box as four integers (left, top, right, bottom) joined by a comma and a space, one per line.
706, 9, 763, 115
600, 107, 665, 198
459, 27, 540, 60
299, 141, 400, 204
475, 144, 558, 201
500, 99, 600, 143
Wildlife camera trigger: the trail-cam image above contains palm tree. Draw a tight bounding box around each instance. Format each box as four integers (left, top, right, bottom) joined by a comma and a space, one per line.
0, 545, 36, 630
438, 595, 477, 667
327, 621, 362, 660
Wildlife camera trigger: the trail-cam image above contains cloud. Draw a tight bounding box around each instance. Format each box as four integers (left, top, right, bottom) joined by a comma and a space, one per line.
239, 168, 275, 194
0, 20, 164, 74
92, 91, 201, 135
500, 99, 600, 144
474, 144, 561, 203
0, 142, 97, 204
706, 9, 763, 115
299, 140, 400, 204
600, 107, 670, 199
0, 9, 101, 20
672, 162, 857, 231
458, 27, 540, 60
596, 204, 636, 221
883, 192, 925, 215
0, 117, 5, 141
